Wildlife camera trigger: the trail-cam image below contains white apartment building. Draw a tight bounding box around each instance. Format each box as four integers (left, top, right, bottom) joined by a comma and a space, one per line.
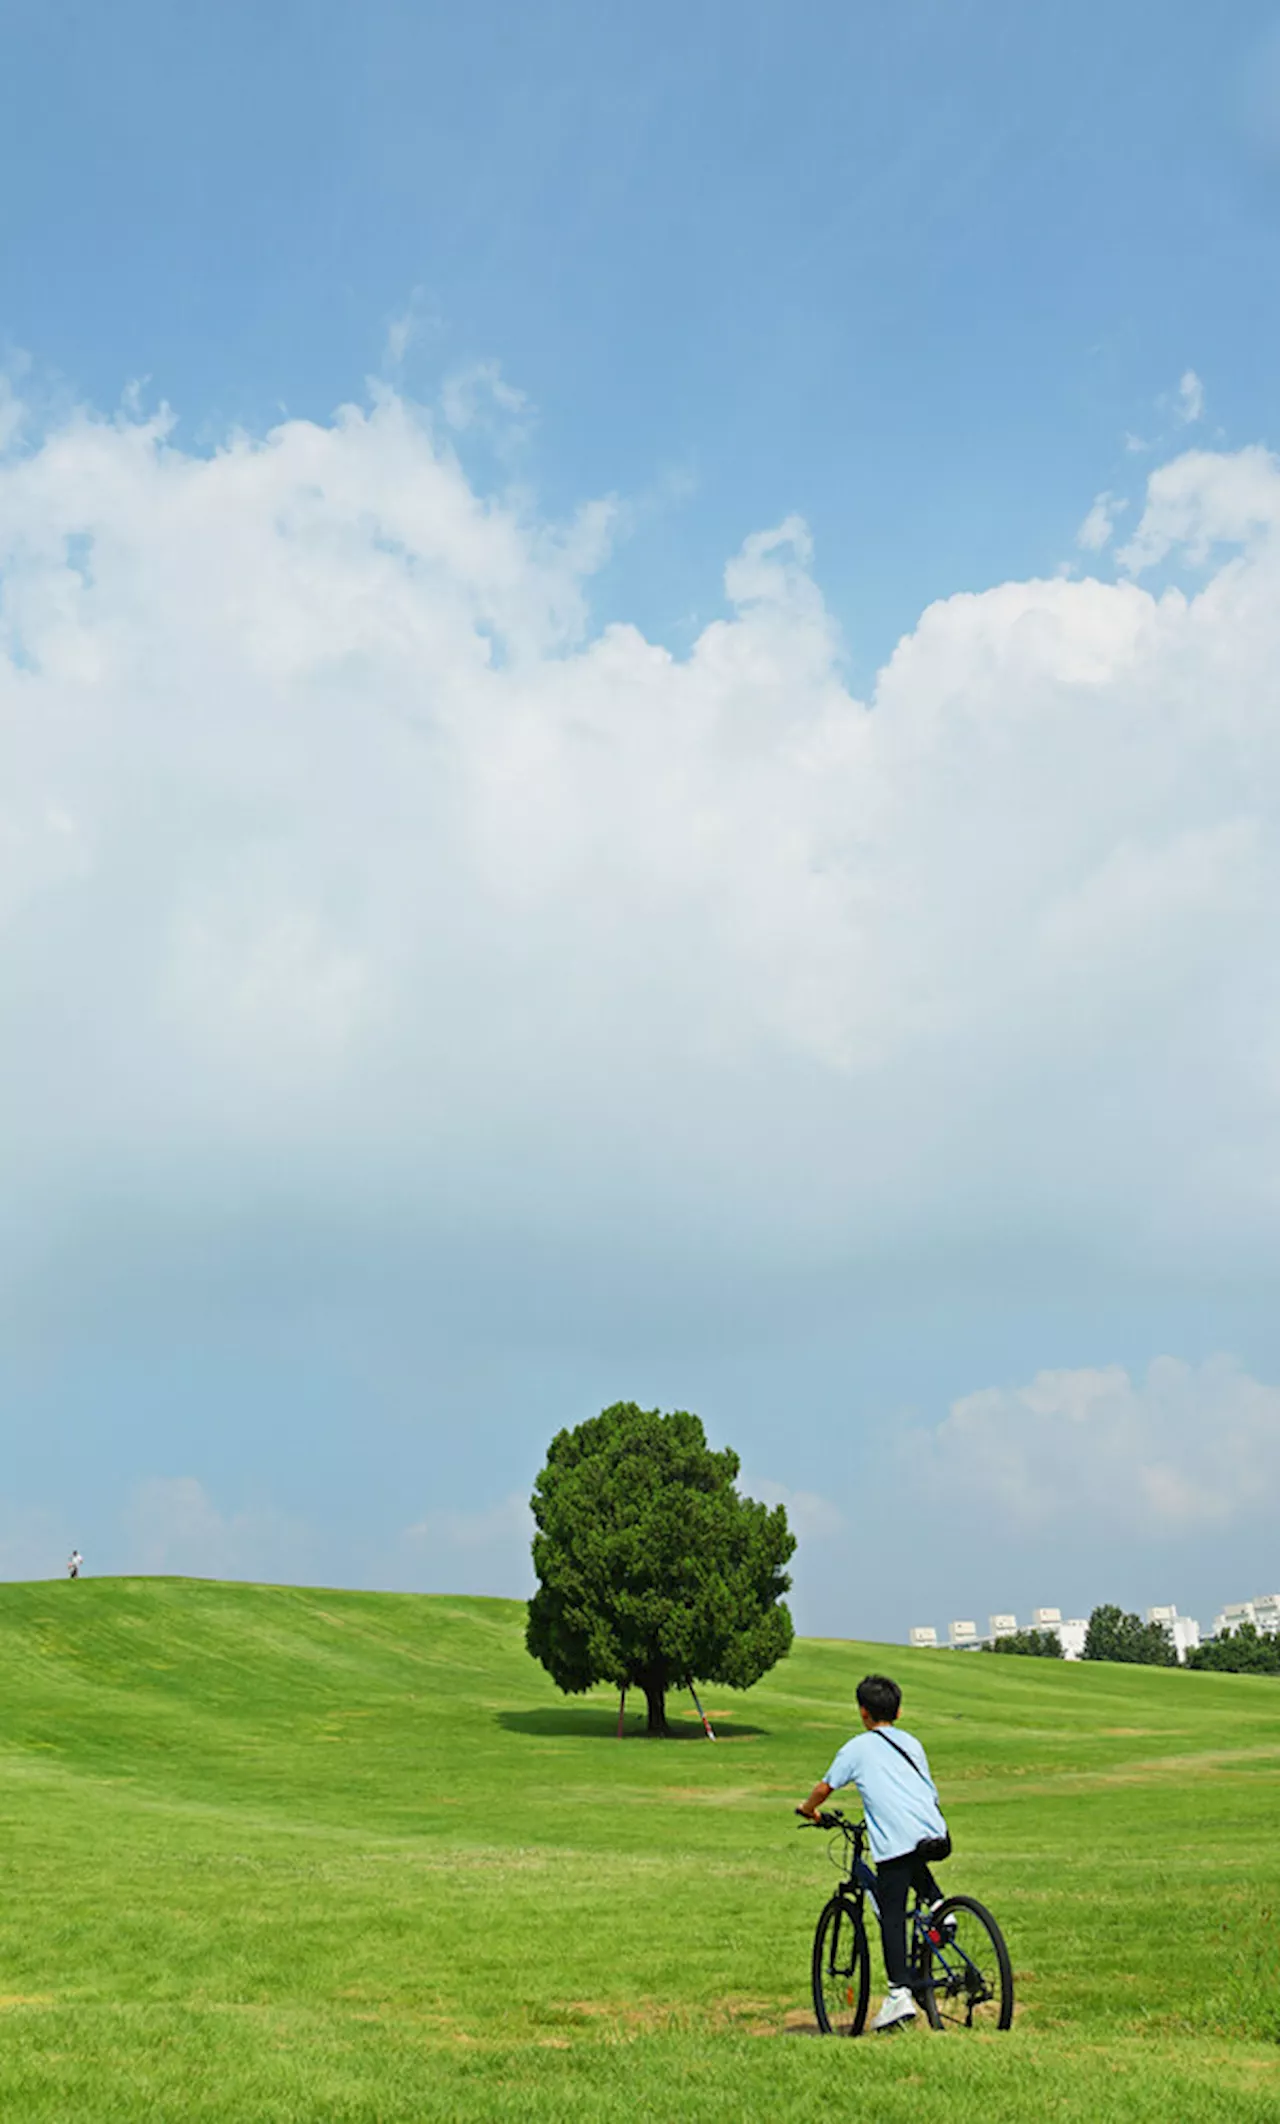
1214, 1601, 1255, 1635
907, 1609, 1087, 1654
1026, 1607, 1086, 1657
907, 1601, 1203, 1661
1147, 1605, 1201, 1662
1212, 1594, 1280, 1638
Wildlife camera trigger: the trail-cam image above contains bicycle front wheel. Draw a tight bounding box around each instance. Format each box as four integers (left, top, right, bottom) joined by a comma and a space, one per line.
812, 1894, 870, 2036
917, 1895, 1013, 2030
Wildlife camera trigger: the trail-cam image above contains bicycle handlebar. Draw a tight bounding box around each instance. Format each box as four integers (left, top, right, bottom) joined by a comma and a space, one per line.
794, 1808, 851, 1831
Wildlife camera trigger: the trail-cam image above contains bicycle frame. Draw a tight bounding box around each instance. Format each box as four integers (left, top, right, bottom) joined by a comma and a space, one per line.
814, 1812, 996, 2016
822, 1814, 911, 1928
831, 1817, 880, 1904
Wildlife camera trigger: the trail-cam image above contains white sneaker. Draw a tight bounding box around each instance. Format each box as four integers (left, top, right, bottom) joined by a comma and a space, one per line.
872, 1986, 918, 2031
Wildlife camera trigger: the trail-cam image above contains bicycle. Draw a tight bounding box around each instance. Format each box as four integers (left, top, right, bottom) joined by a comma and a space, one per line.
801, 1810, 1013, 2035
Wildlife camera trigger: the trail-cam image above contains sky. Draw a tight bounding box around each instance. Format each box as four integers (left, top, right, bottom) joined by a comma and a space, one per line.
4, 1, 1280, 1644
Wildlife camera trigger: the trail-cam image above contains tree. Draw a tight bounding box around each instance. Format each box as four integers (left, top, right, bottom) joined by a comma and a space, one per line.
1082, 1604, 1176, 1666
526, 1402, 795, 1734
982, 1628, 1063, 1657
1187, 1624, 1280, 1676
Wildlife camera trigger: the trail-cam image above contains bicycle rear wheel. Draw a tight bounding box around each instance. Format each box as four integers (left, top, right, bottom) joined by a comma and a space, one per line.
812, 1894, 870, 2035
917, 1895, 1013, 2030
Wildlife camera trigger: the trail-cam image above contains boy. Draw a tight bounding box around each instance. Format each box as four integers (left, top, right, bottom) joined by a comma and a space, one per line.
796, 1672, 950, 2031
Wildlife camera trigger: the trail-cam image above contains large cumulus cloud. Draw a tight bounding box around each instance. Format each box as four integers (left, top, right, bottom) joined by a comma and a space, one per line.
910, 1355, 1280, 1537
3, 381, 1280, 1279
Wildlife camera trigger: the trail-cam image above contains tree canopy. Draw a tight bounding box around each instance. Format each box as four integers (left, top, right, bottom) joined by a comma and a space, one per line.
982, 1628, 1063, 1658
525, 1401, 796, 1733
1082, 1604, 1176, 1666
1187, 1624, 1280, 1675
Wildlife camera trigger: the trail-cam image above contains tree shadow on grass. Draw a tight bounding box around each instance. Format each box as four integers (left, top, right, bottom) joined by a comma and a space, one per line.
496, 1707, 768, 1742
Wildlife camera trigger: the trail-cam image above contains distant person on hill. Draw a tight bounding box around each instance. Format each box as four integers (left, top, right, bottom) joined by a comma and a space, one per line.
67, 1550, 82, 1580
796, 1672, 951, 2032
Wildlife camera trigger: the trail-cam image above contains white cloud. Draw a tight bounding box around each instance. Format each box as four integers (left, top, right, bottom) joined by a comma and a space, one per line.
907, 1356, 1280, 1535
440, 360, 529, 437
404, 1492, 533, 1597
125, 1477, 313, 1580
383, 288, 440, 374
4, 383, 1280, 1280
1176, 368, 1205, 424
1116, 442, 1280, 570
385, 316, 413, 370
0, 379, 25, 455
1075, 490, 1126, 551
748, 1477, 843, 1542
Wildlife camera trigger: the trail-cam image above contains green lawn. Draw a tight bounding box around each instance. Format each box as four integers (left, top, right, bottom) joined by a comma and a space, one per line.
0, 1578, 1277, 2120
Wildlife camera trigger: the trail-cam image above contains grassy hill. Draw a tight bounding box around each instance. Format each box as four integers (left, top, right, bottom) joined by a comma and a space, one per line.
0, 1578, 1277, 2120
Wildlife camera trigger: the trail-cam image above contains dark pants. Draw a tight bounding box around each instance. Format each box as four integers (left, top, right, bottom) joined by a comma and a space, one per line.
875, 1850, 943, 1989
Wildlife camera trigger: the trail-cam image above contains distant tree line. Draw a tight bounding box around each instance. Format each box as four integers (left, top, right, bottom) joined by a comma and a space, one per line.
1081, 1604, 1177, 1665
982, 1603, 1280, 1675
975, 1606, 1174, 1663
1185, 1624, 1280, 1675
982, 1628, 1063, 1658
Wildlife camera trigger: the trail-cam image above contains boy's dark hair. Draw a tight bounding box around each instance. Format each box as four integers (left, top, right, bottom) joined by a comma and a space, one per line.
856, 1673, 901, 1723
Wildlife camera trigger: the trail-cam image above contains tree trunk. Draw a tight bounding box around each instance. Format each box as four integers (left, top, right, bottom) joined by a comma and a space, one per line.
641, 1673, 668, 1735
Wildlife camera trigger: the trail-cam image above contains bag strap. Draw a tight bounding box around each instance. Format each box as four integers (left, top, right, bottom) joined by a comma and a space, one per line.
872, 1728, 928, 1782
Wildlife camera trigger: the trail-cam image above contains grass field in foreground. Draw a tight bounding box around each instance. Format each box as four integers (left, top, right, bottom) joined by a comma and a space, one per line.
0, 1581, 1278, 2121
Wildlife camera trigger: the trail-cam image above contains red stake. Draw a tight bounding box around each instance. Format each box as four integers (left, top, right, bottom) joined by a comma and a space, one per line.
689, 1683, 717, 1740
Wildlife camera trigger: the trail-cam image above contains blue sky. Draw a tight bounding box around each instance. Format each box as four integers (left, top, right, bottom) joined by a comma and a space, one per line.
4, 2, 1280, 1641
9, 0, 1280, 676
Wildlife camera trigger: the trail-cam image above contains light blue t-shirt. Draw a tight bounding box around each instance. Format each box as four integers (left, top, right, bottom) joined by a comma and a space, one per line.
823, 1725, 947, 1864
